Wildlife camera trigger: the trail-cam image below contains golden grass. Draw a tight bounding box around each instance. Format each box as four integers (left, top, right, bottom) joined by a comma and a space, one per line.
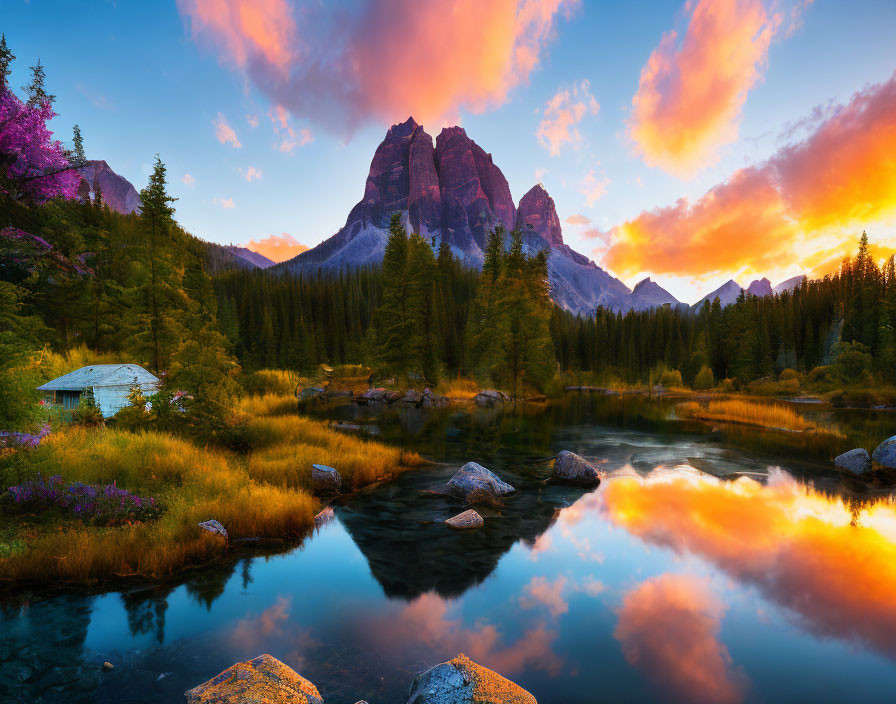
0, 426, 317, 583
437, 377, 479, 400
0, 395, 426, 584
675, 399, 841, 436
244, 369, 307, 396
31, 344, 124, 381
246, 413, 423, 491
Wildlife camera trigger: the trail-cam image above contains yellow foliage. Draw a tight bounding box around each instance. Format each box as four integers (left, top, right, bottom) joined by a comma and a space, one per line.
438, 377, 479, 400
675, 399, 841, 436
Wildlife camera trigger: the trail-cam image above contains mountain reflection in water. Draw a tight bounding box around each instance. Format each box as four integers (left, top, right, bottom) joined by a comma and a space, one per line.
5, 397, 896, 703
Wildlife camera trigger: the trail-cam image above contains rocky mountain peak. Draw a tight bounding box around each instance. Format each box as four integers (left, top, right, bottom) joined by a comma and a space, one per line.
77, 160, 141, 215
516, 184, 563, 248
747, 277, 773, 297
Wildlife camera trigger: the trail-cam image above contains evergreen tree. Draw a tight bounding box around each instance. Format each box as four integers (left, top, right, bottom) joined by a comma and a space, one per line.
23, 59, 54, 107
0, 34, 14, 88
71, 124, 86, 166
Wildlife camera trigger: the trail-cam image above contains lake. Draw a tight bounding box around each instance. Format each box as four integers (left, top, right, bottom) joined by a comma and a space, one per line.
3, 394, 896, 703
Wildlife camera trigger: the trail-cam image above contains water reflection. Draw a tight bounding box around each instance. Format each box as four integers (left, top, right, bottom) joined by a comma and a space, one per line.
614, 574, 746, 704
599, 467, 896, 661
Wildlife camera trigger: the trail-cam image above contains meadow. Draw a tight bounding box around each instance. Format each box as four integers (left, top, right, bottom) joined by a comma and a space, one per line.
0, 377, 423, 585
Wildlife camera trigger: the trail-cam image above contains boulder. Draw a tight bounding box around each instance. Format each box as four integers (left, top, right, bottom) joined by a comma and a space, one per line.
834, 448, 872, 476
198, 520, 227, 539
552, 451, 601, 486
465, 488, 505, 510
474, 390, 509, 408
445, 510, 484, 530
358, 387, 388, 404
298, 386, 324, 403
311, 464, 341, 492
384, 390, 403, 404
407, 653, 536, 704
185, 654, 323, 704
400, 389, 423, 406
872, 436, 896, 470
447, 462, 515, 500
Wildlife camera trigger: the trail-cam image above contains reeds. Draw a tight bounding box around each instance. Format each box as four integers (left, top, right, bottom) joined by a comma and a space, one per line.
675, 399, 839, 435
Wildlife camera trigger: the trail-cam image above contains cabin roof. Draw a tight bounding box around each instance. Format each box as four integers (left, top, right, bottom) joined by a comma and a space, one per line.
36, 364, 160, 392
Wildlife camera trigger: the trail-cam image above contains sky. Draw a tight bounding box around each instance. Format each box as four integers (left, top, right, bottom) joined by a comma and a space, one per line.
4, 0, 896, 303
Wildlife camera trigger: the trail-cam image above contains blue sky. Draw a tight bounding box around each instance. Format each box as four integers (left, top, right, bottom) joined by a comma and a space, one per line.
4, 0, 895, 301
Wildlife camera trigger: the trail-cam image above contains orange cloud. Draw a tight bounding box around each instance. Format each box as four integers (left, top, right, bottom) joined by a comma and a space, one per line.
601, 468, 896, 660
179, 0, 579, 135
615, 574, 745, 704
246, 233, 309, 263
537, 79, 599, 156
605, 70, 896, 280
629, 0, 795, 175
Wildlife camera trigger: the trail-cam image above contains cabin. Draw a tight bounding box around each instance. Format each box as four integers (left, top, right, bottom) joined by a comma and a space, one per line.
37, 364, 160, 418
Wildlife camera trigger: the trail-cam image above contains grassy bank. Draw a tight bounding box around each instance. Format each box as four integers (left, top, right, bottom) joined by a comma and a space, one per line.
0, 397, 423, 585
675, 399, 843, 438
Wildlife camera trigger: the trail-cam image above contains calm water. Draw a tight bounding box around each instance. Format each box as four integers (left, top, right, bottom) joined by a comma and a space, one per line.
3, 395, 896, 703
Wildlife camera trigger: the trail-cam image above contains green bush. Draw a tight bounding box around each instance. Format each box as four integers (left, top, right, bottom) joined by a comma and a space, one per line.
659, 369, 683, 388
73, 388, 104, 427
834, 341, 873, 382
779, 368, 801, 382
807, 366, 831, 383
693, 366, 714, 390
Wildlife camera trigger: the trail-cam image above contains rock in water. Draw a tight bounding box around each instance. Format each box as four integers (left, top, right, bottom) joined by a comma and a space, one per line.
445, 510, 484, 530
311, 464, 341, 492
198, 520, 227, 539
407, 653, 536, 704
872, 436, 896, 470
185, 654, 323, 704
835, 448, 872, 476
552, 451, 601, 486
474, 390, 509, 408
447, 462, 515, 499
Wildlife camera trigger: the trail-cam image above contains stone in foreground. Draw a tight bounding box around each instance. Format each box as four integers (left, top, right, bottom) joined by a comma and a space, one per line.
408, 653, 536, 704
447, 462, 515, 500
197, 519, 227, 539
552, 450, 601, 486
311, 464, 341, 492
445, 509, 484, 530
835, 448, 872, 476
185, 654, 323, 704
872, 436, 896, 470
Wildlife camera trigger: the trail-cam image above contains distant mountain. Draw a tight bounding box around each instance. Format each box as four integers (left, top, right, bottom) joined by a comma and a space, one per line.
275, 117, 638, 315
629, 277, 680, 311
774, 275, 805, 294
77, 160, 141, 215
746, 277, 773, 298
225, 246, 275, 269
693, 280, 744, 309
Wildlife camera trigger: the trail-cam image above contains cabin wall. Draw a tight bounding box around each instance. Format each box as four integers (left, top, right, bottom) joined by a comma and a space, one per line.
93, 382, 159, 418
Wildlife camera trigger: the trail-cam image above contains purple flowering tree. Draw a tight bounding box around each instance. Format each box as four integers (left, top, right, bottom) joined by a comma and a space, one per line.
0, 81, 80, 202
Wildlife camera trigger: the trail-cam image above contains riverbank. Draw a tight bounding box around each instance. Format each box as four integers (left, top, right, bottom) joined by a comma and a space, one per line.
0, 398, 423, 587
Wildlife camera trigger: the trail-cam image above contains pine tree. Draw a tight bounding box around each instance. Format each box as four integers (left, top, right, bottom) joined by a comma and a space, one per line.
23, 59, 54, 107
0, 34, 14, 88
71, 124, 86, 166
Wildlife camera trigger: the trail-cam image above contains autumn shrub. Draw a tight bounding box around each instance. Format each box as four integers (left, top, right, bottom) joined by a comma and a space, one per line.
438, 377, 479, 399
674, 399, 841, 437
779, 368, 801, 383
242, 369, 304, 396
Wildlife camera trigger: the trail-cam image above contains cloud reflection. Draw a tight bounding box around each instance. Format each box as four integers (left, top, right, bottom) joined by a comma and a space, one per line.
615, 574, 745, 704
601, 468, 896, 660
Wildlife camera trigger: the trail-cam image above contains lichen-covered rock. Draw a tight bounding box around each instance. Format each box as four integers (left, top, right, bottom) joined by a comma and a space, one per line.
311, 464, 341, 492
872, 436, 896, 470
552, 451, 600, 486
447, 462, 515, 500
835, 448, 872, 476
198, 520, 227, 539
407, 653, 536, 704
445, 509, 484, 530
184, 654, 323, 704
474, 390, 509, 408
400, 390, 423, 406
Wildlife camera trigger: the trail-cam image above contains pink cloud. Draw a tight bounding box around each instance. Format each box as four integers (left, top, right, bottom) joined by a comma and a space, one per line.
579, 168, 609, 206
178, 0, 580, 136
213, 113, 241, 148
629, 0, 810, 175
246, 113, 260, 127
213, 197, 235, 209
520, 576, 569, 617
537, 79, 599, 156
564, 213, 591, 226
181, 173, 196, 186
241, 165, 262, 181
